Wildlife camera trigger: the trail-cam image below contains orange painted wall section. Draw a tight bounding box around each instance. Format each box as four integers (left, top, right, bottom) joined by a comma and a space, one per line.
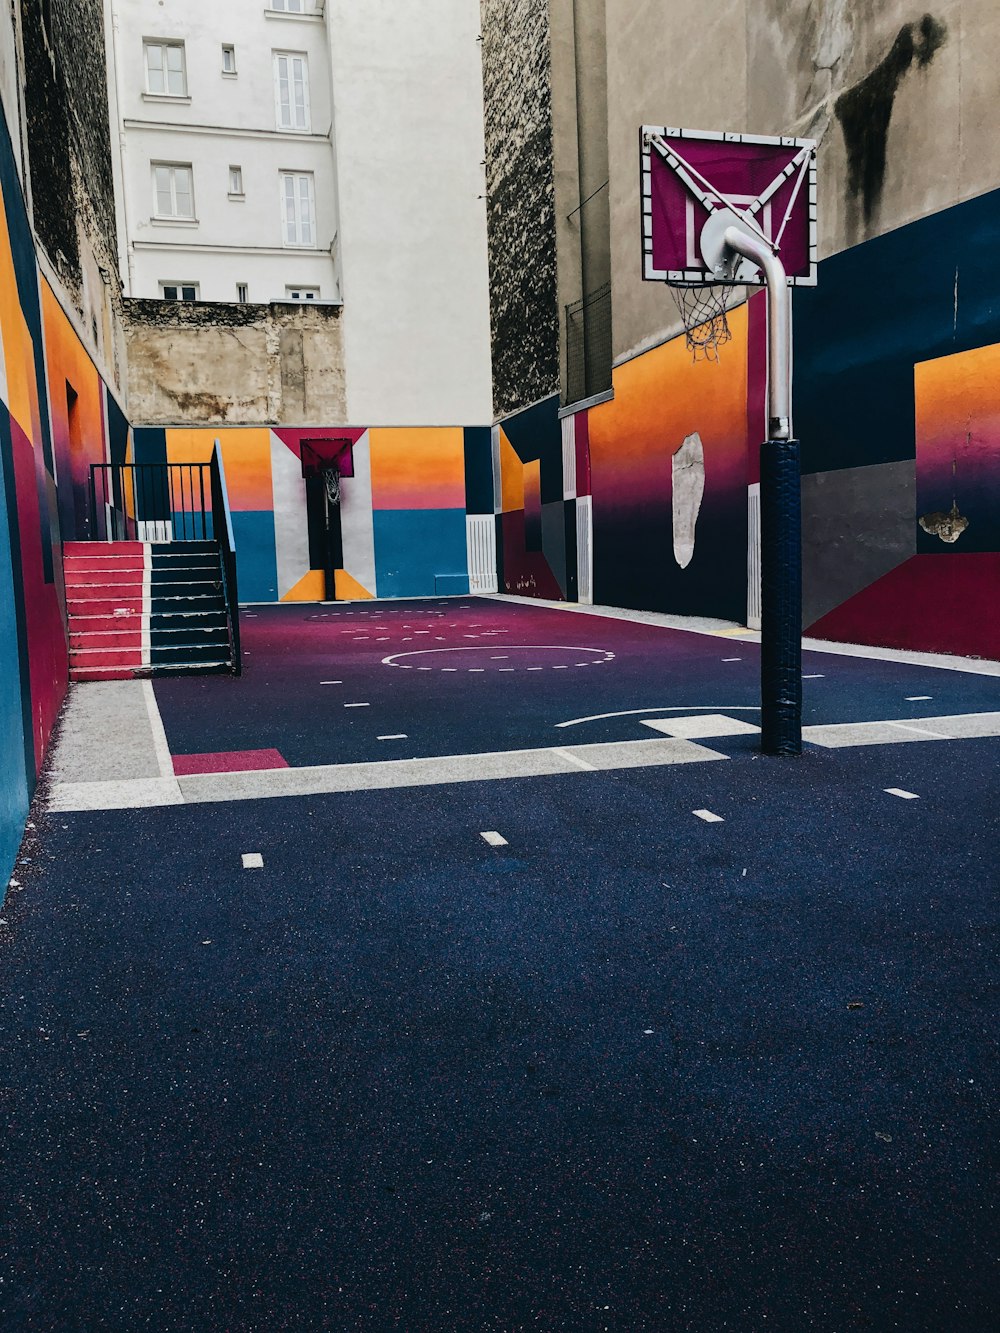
499, 428, 524, 513
166, 427, 274, 511
0, 200, 41, 442
42, 279, 106, 531
588, 303, 748, 513
369, 427, 466, 511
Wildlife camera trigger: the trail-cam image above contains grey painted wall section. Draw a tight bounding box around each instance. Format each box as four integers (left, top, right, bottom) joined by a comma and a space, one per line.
801, 458, 916, 627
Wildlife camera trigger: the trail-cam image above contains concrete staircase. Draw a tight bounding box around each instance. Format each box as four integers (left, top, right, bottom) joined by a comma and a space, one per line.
65, 541, 234, 681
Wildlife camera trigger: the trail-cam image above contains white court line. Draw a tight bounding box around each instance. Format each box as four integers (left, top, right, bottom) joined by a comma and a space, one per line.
906, 696, 932, 701
141, 680, 177, 782
885, 788, 919, 800
378, 734, 408, 740
693, 809, 724, 823
383, 645, 614, 668
344, 702, 370, 708
803, 674, 825, 679
480, 831, 508, 846
242, 852, 264, 869
320, 680, 342, 685
552, 747, 596, 772
722, 657, 741, 662
557, 705, 760, 728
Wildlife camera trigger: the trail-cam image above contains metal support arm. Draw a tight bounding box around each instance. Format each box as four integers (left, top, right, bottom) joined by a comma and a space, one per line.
723, 226, 792, 440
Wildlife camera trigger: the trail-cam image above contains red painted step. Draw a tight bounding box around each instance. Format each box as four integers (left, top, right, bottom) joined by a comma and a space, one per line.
66, 596, 143, 618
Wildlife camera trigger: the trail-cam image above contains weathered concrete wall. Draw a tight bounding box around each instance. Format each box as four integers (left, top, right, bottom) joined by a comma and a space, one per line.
606, 0, 998, 365
124, 301, 347, 425
481, 0, 559, 419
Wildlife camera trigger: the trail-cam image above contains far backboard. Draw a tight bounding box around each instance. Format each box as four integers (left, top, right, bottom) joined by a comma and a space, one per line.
641, 126, 817, 286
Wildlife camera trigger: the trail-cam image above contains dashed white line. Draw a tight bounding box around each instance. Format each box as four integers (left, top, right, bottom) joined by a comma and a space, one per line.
480, 831, 508, 847
378, 734, 408, 741
906, 696, 932, 701
320, 680, 343, 685
803, 674, 825, 679
722, 657, 741, 662
884, 788, 919, 800
693, 809, 724, 823
242, 852, 264, 869
344, 702, 370, 708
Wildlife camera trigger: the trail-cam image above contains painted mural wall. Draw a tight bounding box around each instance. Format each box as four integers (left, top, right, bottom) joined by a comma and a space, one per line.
494, 307, 757, 626
0, 108, 127, 883
132, 424, 494, 603
796, 185, 1000, 661
497, 184, 1000, 664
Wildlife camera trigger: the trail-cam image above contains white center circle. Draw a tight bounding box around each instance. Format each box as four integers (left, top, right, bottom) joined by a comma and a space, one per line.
382, 644, 615, 672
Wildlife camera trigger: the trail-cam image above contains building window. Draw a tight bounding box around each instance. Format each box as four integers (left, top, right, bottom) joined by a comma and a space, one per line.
273, 52, 310, 131
286, 286, 319, 301
144, 40, 187, 97
280, 172, 315, 246
160, 283, 199, 301
228, 165, 244, 197
271, 0, 308, 11
236, 283, 249, 303
222, 44, 237, 75
152, 163, 195, 219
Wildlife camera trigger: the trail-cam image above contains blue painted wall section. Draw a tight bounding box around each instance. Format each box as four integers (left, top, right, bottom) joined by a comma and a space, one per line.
373, 509, 469, 598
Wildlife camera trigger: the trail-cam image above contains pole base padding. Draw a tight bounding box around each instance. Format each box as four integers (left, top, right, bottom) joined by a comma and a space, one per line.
760, 440, 802, 755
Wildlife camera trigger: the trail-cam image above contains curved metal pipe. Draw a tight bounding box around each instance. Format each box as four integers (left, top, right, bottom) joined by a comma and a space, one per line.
723, 226, 792, 440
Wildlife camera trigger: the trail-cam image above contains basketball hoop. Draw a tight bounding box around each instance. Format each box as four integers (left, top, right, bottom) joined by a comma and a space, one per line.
641, 124, 819, 756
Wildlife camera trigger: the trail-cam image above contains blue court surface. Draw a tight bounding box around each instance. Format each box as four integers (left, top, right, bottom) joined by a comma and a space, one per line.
2, 597, 998, 1329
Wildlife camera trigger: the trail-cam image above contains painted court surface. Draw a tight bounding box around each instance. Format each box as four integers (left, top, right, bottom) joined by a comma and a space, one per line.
2, 597, 998, 1329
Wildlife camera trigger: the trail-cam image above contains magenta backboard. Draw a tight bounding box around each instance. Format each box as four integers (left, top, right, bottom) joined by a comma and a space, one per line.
641, 127, 817, 286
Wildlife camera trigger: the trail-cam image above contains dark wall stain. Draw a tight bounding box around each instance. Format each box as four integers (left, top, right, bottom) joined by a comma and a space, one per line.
835, 14, 947, 234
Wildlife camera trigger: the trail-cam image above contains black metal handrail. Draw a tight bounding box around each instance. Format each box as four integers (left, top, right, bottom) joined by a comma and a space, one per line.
89, 463, 212, 542
209, 442, 241, 676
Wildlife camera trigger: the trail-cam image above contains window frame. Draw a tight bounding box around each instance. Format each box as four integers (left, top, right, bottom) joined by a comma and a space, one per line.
236, 283, 249, 303
273, 50, 311, 132
271, 0, 308, 12
228, 165, 245, 198
221, 44, 237, 76
285, 286, 320, 301
279, 171, 316, 248
143, 39, 188, 98
159, 282, 200, 302
151, 162, 196, 221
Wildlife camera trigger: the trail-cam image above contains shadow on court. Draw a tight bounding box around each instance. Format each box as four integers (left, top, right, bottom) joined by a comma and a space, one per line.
1, 598, 998, 1330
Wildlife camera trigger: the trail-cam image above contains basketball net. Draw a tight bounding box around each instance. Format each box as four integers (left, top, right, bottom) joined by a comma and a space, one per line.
668, 280, 735, 362
322, 466, 341, 506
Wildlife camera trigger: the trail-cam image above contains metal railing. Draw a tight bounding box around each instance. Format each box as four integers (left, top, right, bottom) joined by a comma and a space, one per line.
89, 463, 213, 543
209, 443, 241, 676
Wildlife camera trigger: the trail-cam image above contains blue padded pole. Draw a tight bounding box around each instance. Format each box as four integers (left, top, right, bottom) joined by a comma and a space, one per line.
759, 440, 802, 754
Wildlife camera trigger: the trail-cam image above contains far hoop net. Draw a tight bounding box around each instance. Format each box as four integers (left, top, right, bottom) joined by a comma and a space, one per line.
322, 466, 341, 506
668, 279, 736, 362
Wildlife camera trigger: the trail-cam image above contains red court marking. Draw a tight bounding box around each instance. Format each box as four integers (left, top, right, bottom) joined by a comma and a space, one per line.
172, 748, 289, 776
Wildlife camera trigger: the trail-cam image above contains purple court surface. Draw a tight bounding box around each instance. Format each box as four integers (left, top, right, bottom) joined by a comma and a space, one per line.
2, 596, 999, 1330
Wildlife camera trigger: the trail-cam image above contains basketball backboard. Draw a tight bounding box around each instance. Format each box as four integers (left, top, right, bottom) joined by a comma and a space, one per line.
640, 127, 817, 286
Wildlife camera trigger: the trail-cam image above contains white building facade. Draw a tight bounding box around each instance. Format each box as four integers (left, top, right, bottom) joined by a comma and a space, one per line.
106, 0, 493, 426
108, 0, 340, 306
